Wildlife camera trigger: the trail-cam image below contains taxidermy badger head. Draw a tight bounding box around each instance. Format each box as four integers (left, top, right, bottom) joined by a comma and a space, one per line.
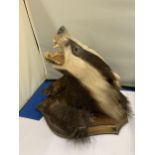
44, 26, 130, 123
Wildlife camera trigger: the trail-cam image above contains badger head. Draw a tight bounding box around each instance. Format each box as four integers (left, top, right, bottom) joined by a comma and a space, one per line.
44, 26, 120, 89
44, 26, 127, 121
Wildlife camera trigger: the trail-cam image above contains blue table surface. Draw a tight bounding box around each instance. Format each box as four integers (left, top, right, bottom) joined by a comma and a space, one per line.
19, 80, 53, 120
19, 80, 134, 120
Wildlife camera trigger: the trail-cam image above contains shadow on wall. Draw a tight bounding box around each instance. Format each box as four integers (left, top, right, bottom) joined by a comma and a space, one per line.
26, 0, 62, 79
26, 0, 57, 50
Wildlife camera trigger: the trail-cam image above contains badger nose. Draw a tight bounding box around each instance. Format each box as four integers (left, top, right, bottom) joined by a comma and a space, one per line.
57, 26, 66, 34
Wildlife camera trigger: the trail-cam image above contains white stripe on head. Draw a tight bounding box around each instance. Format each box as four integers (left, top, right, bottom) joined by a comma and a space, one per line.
54, 46, 124, 121
66, 36, 122, 88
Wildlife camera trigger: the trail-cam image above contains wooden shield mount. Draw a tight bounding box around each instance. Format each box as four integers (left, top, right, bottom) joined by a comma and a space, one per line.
88, 113, 128, 136
38, 78, 128, 138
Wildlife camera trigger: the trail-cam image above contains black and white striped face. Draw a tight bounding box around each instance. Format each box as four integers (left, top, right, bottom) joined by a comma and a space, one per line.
44, 26, 125, 121
45, 26, 120, 88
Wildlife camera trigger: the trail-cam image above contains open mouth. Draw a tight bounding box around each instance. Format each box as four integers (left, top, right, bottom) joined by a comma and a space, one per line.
44, 51, 64, 65
44, 38, 66, 65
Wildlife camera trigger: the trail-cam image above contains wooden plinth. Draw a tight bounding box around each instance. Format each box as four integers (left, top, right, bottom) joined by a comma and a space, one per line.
88, 114, 128, 136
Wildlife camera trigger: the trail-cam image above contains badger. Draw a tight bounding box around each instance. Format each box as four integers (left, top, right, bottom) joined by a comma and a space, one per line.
38, 26, 131, 141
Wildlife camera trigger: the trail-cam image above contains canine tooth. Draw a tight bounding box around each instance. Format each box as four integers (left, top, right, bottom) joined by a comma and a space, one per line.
44, 51, 51, 59
53, 44, 59, 48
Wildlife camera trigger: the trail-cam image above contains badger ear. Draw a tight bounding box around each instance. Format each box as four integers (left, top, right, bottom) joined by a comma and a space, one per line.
57, 26, 68, 34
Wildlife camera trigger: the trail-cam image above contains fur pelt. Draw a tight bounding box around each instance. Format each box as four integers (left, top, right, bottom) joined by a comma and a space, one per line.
38, 26, 131, 141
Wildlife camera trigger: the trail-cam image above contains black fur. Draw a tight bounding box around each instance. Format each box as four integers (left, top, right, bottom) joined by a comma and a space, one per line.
38, 102, 90, 140
118, 92, 132, 116
38, 72, 102, 141
38, 71, 131, 141
44, 71, 102, 114
69, 39, 117, 88
38, 28, 131, 140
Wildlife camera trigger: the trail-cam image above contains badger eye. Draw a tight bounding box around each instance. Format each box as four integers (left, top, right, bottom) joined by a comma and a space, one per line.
74, 47, 78, 51
70, 40, 81, 55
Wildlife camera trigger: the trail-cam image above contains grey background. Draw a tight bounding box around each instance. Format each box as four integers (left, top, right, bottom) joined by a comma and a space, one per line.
26, 0, 135, 86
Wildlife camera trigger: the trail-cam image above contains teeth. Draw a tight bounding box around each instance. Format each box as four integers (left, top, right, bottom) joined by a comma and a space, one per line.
53, 44, 59, 48
44, 51, 64, 65
52, 39, 59, 48
44, 51, 51, 59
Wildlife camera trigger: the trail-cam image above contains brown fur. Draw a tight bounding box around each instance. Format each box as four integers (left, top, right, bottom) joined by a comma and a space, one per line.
38, 71, 130, 140
38, 26, 131, 141
38, 71, 103, 140
38, 102, 90, 140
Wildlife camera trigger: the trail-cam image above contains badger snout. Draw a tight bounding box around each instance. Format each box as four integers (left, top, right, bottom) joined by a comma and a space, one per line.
44, 51, 64, 65
57, 26, 66, 34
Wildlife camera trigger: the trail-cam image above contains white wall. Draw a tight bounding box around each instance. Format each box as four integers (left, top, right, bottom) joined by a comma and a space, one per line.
26, 0, 134, 86
19, 0, 46, 109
